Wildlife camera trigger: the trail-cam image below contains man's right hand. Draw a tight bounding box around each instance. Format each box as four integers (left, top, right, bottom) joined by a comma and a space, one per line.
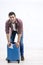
7, 41, 11, 47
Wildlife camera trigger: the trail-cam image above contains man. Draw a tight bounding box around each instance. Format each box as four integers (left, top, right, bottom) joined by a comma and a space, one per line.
5, 12, 24, 61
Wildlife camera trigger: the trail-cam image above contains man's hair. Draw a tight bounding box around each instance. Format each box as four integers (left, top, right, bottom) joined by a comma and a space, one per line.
8, 12, 16, 16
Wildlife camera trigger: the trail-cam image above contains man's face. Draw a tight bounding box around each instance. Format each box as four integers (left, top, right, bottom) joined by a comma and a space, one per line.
9, 15, 16, 23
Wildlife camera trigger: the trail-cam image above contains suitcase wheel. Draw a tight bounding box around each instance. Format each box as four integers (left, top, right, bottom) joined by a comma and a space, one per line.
17, 60, 20, 63
7, 60, 10, 63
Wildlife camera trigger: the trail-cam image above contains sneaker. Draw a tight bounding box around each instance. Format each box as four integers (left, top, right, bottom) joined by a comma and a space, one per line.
21, 56, 24, 61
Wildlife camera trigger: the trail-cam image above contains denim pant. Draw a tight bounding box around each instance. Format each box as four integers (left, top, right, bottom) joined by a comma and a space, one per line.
10, 31, 24, 57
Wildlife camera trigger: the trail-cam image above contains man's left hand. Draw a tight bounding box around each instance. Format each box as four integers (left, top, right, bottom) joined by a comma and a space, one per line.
16, 41, 20, 47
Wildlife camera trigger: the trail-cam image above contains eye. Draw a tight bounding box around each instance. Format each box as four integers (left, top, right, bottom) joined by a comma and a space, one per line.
10, 17, 14, 18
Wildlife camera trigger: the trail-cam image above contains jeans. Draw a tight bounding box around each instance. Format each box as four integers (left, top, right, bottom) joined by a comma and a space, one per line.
10, 31, 24, 57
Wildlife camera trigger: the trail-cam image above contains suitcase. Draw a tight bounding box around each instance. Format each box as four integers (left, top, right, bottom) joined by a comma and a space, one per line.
7, 43, 20, 63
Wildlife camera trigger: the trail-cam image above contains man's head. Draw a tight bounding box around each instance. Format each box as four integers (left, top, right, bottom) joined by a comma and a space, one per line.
8, 12, 16, 23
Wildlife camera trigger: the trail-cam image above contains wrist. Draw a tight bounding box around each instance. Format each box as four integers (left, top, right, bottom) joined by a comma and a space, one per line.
17, 41, 20, 43
8, 40, 10, 42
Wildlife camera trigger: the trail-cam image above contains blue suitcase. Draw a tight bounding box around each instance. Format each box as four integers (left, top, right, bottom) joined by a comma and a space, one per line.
7, 43, 20, 63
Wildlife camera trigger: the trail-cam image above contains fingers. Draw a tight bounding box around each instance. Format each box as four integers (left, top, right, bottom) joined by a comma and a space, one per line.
15, 42, 20, 47
7, 42, 11, 47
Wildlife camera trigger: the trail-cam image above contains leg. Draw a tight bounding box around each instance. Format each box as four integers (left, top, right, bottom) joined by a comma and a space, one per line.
20, 34, 24, 61
10, 31, 17, 43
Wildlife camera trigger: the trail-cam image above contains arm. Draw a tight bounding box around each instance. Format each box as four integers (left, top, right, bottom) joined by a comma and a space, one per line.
17, 19, 23, 43
5, 21, 11, 46
17, 33, 22, 43
6, 34, 10, 43
16, 33, 22, 47
6, 33, 11, 46
16, 19, 23, 47
6, 28, 11, 42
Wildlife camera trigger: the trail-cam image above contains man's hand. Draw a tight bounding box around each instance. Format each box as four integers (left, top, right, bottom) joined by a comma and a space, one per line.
16, 41, 20, 47
7, 41, 11, 47
16, 33, 22, 47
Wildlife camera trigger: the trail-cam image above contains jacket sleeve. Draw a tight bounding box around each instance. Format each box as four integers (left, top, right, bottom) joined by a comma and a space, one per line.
5, 21, 9, 34
18, 19, 23, 34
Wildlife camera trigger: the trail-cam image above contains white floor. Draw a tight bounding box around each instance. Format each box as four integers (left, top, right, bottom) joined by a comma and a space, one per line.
0, 43, 43, 65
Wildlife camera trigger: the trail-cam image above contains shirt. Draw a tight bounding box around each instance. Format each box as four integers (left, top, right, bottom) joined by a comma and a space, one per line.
5, 18, 23, 34
12, 23, 16, 31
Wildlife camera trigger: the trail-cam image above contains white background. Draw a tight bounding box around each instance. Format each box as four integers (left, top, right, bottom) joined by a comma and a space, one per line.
0, 0, 43, 65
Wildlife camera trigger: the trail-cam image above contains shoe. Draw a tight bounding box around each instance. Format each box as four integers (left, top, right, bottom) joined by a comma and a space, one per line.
21, 56, 24, 61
